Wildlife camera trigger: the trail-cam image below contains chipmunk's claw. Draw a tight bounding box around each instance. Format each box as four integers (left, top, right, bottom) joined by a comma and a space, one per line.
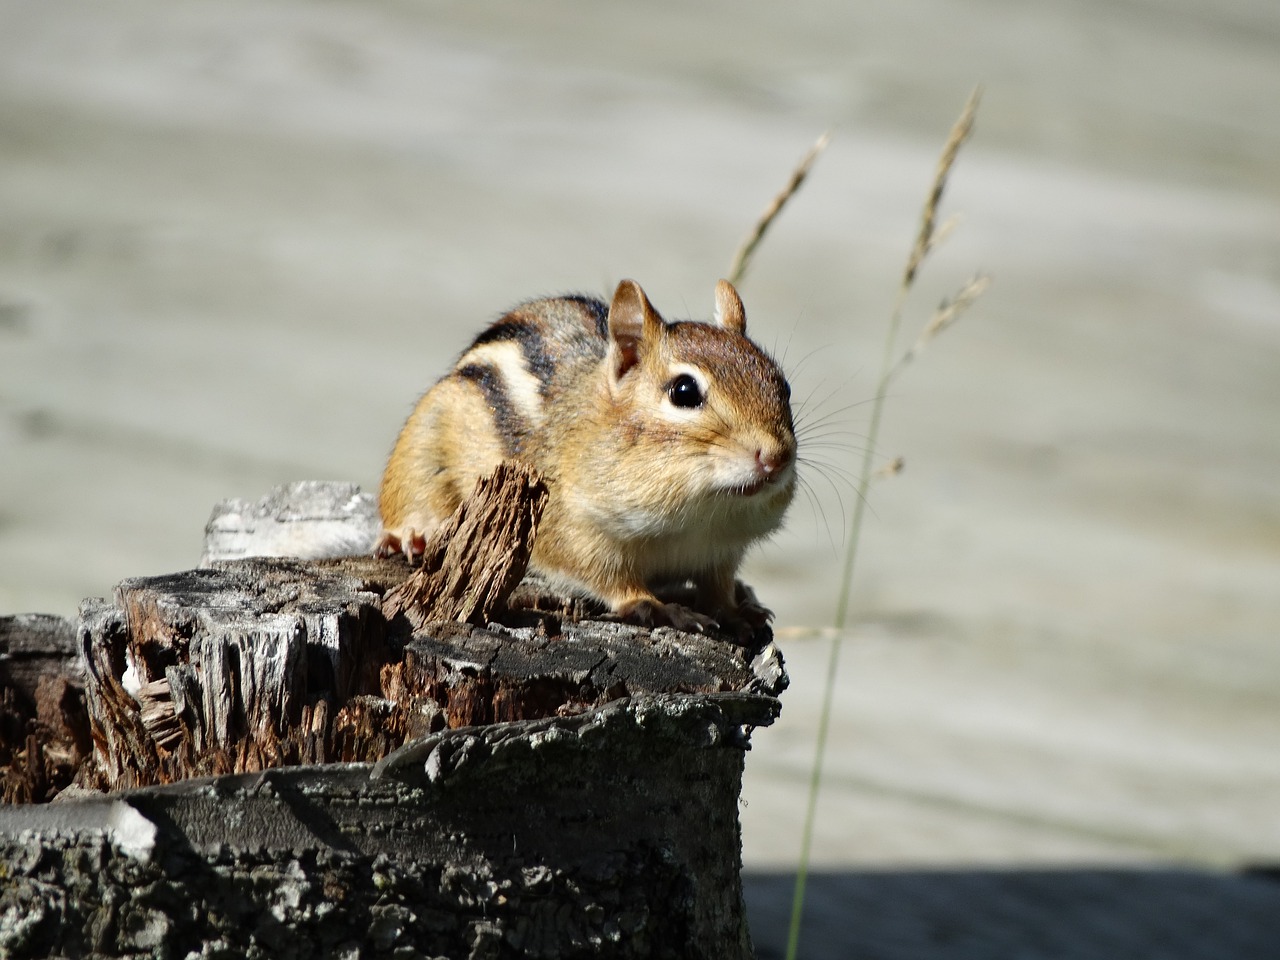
373, 531, 400, 559
615, 598, 719, 635
374, 529, 428, 564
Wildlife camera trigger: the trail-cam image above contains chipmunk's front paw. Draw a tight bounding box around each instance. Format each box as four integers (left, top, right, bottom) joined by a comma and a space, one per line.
615, 598, 719, 634
374, 529, 428, 564
714, 582, 774, 642
734, 598, 773, 629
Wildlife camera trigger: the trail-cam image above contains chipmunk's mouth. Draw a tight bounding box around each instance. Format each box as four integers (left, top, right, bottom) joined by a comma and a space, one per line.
730, 477, 771, 497
718, 458, 795, 499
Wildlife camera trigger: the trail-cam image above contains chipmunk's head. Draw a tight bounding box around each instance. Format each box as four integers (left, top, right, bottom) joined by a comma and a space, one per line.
604, 279, 796, 533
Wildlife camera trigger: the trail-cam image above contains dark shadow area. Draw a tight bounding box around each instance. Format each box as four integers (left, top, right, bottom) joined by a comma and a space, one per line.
744, 866, 1280, 960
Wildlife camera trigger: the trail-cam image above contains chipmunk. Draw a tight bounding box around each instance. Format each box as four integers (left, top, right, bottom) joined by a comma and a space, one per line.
377, 278, 796, 633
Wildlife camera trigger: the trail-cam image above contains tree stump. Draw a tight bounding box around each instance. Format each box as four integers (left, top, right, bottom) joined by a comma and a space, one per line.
0, 477, 788, 959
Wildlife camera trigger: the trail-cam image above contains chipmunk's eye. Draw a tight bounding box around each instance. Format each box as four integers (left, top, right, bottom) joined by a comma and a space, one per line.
781, 379, 792, 401
666, 373, 704, 409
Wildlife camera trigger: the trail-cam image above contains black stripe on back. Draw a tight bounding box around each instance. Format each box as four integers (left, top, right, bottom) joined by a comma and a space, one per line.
558, 295, 610, 340
470, 319, 556, 387
456, 363, 522, 457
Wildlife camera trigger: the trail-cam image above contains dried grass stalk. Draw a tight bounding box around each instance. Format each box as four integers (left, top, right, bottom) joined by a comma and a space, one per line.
785, 86, 987, 960
727, 131, 831, 286
920, 273, 991, 345
895, 272, 992, 375
903, 87, 982, 286
875, 455, 906, 478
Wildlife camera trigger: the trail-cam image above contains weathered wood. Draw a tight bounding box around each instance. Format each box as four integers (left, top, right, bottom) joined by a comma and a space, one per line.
200, 480, 381, 565
72, 556, 783, 790
383, 460, 550, 628
391, 616, 784, 729
0, 614, 89, 803
0, 613, 84, 699
76, 557, 407, 790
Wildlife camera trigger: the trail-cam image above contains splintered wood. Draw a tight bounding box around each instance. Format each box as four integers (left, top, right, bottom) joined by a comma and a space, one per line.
383, 461, 549, 629
75, 559, 402, 789
0, 615, 88, 803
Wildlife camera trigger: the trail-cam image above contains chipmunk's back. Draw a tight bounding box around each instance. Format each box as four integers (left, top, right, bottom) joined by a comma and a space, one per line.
451, 294, 612, 458
379, 294, 607, 531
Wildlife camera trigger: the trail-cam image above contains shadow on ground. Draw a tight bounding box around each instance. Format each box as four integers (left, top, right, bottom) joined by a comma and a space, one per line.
744, 866, 1280, 959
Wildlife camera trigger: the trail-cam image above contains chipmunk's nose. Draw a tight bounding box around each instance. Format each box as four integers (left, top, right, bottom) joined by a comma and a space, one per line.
755, 445, 792, 479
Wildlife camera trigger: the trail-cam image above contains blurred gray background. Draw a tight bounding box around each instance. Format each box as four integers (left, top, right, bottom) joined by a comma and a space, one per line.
2, 2, 1278, 956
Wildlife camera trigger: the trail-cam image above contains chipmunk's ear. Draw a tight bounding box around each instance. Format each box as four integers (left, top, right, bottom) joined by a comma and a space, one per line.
713, 279, 746, 334
607, 279, 664, 381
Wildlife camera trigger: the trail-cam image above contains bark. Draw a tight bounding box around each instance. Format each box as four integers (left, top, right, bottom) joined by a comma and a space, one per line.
0, 693, 776, 959
0, 614, 89, 804
0, 479, 788, 958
